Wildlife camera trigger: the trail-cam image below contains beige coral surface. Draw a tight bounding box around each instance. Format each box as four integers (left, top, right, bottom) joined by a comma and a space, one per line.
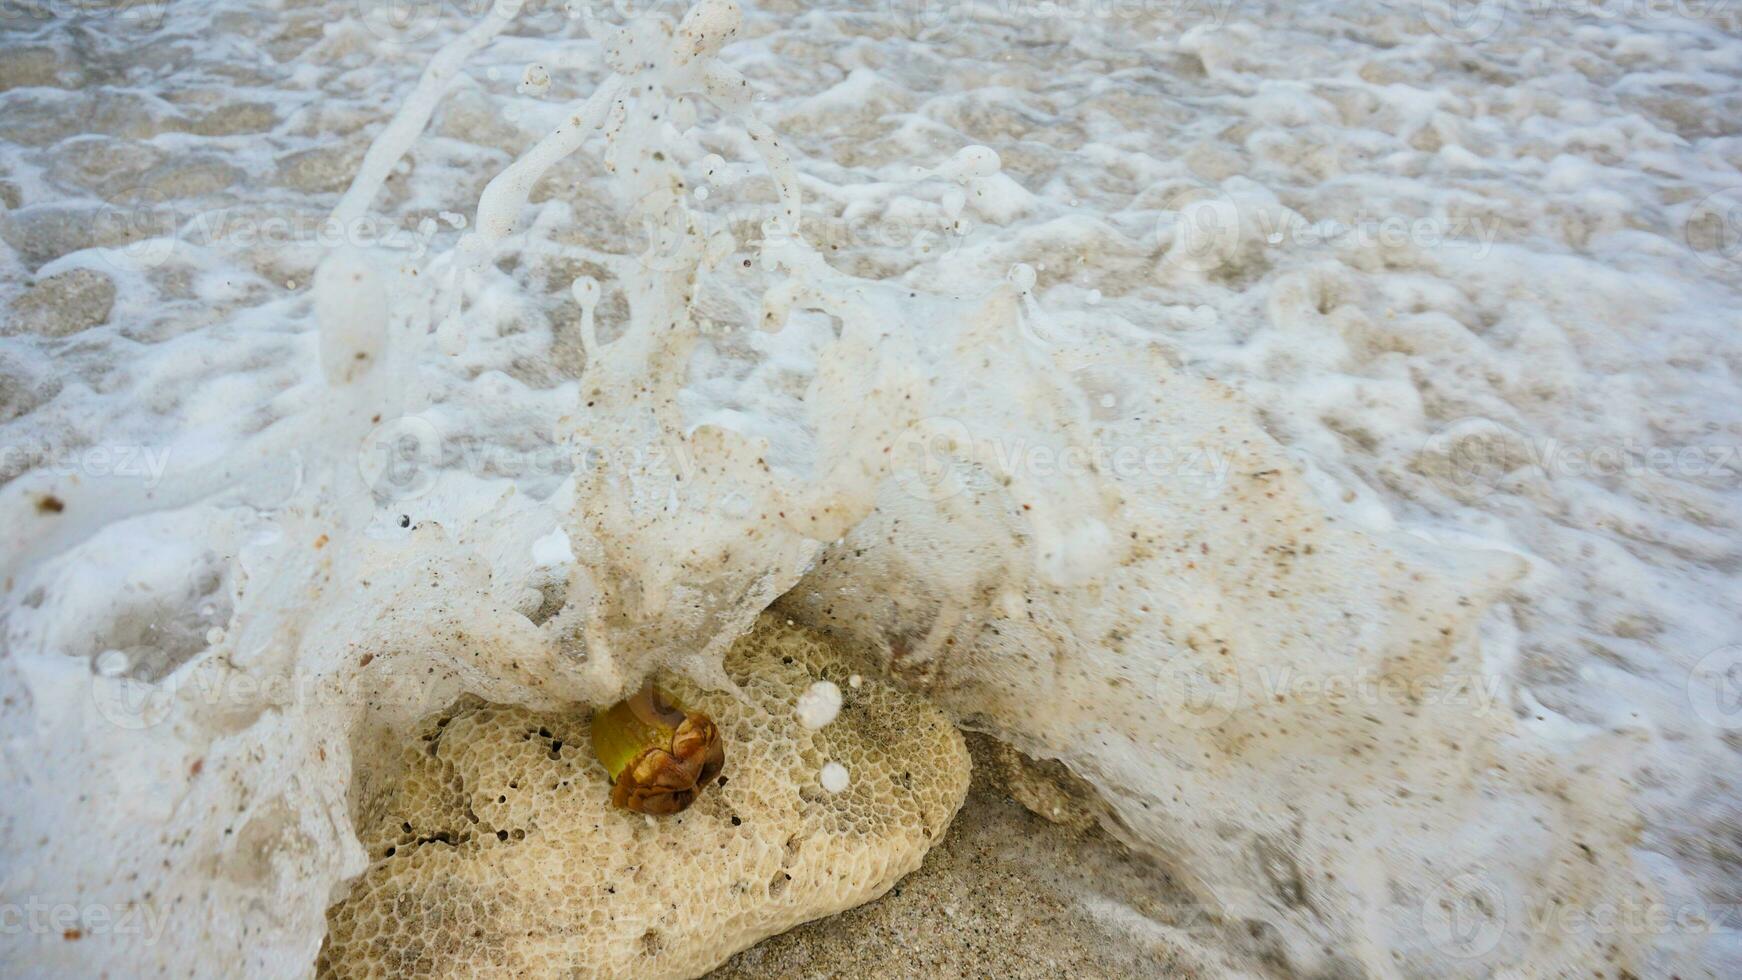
318, 618, 969, 979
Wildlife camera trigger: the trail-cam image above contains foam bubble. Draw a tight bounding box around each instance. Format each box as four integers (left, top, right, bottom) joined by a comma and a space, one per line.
795, 680, 842, 729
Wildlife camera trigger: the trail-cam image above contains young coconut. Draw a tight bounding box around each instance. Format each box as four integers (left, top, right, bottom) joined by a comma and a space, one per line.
592, 682, 725, 815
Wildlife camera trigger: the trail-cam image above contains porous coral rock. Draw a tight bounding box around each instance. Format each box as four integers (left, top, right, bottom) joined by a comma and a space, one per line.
317, 616, 969, 979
